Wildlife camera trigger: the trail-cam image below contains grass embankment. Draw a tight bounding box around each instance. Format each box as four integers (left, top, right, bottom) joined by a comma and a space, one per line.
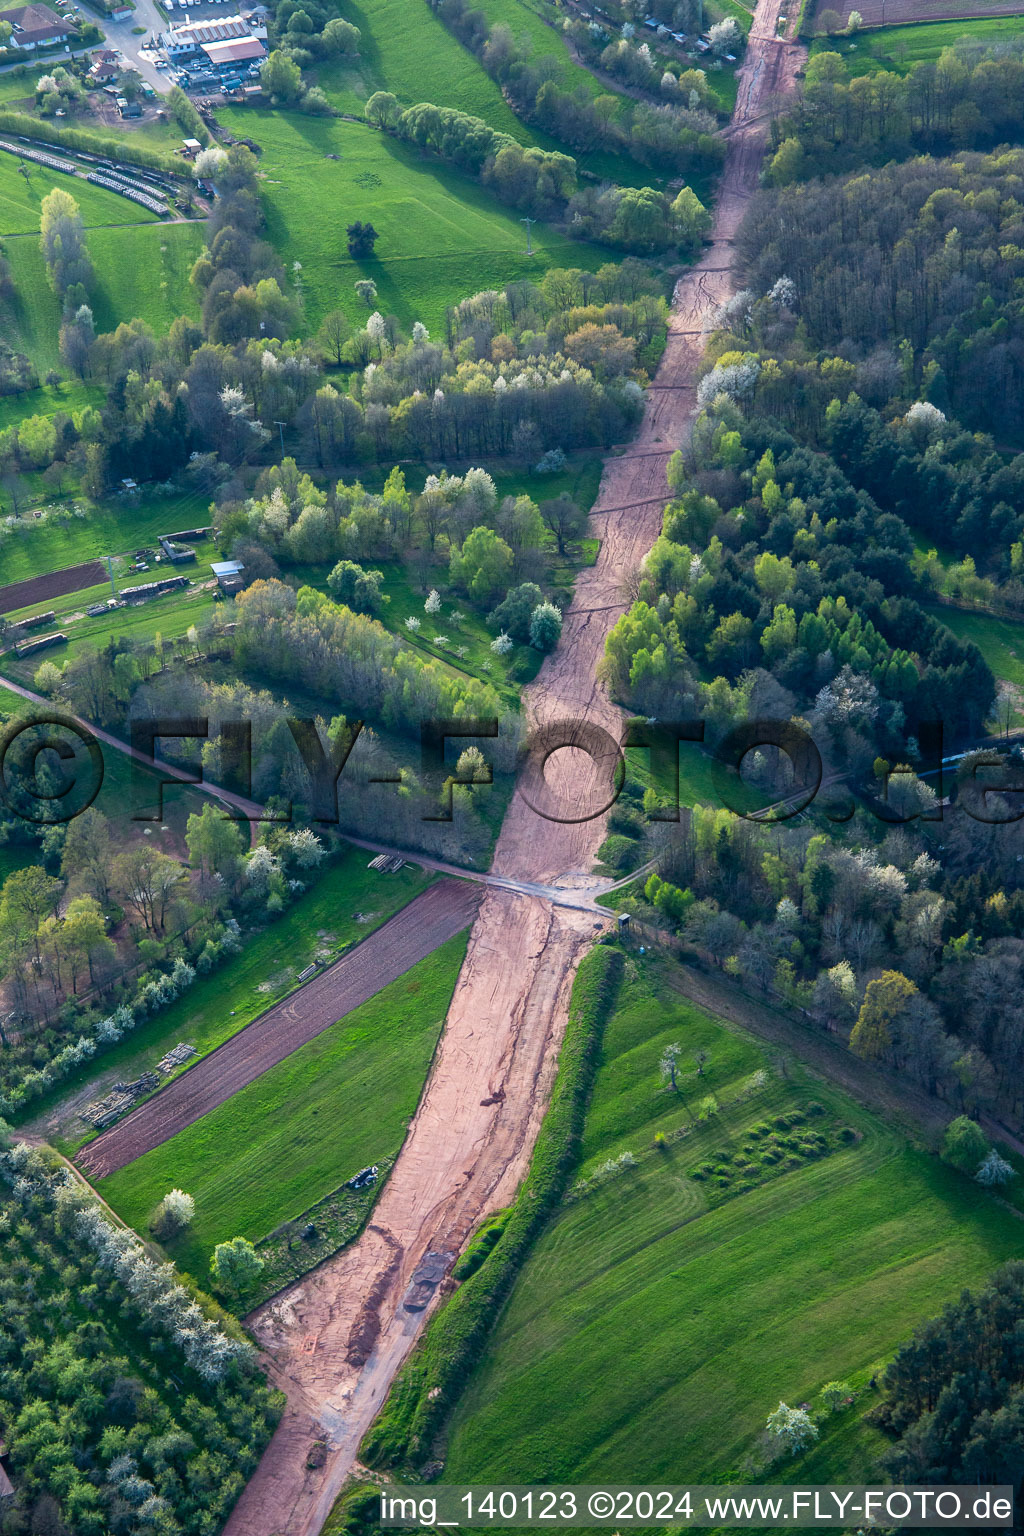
361, 942, 624, 1467
0, 152, 157, 235
29, 844, 432, 1146
420, 957, 1024, 1486
313, 0, 659, 184
97, 931, 470, 1287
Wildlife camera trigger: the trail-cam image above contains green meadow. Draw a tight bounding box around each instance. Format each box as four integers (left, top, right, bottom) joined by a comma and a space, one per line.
443, 958, 1023, 1485
811, 15, 1024, 74
319, 0, 535, 132
0, 153, 155, 236
1, 221, 202, 374
97, 932, 469, 1279
27, 843, 433, 1145
312, 0, 658, 183
927, 605, 1024, 726
216, 108, 615, 336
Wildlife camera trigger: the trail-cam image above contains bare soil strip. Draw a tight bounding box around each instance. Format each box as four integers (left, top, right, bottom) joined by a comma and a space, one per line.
220, 9, 804, 1531
815, 0, 1024, 26
75, 879, 482, 1179
0, 560, 106, 615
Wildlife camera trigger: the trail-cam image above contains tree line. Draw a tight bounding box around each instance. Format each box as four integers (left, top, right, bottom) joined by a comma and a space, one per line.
768, 39, 1024, 179
366, 93, 712, 252
424, 0, 725, 183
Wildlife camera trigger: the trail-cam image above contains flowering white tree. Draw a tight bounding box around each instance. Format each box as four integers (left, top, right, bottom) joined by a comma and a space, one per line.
491, 632, 514, 655
768, 275, 797, 309
286, 829, 325, 867
412, 320, 429, 343
976, 1149, 1015, 1186
152, 1188, 195, 1238
708, 16, 742, 52
406, 615, 422, 632
766, 1402, 819, 1455
195, 146, 229, 180
245, 845, 278, 895
456, 745, 490, 783
425, 588, 442, 614
4, 1144, 250, 1381
697, 358, 760, 406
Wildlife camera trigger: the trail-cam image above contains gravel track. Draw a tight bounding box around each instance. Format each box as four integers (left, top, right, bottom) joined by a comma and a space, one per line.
75, 879, 482, 1179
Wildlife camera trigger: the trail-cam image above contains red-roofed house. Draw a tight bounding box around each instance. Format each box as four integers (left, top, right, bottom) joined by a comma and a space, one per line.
0, 2, 73, 47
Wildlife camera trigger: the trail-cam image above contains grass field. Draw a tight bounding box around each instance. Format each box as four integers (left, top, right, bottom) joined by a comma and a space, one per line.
215, 109, 616, 338
312, 0, 658, 184
0, 378, 104, 434
810, 15, 1024, 74
97, 931, 469, 1281
0, 486, 212, 586
29, 844, 433, 1145
0, 154, 157, 236
1, 221, 202, 374
317, 0, 535, 134
926, 604, 1024, 727
443, 957, 1023, 1486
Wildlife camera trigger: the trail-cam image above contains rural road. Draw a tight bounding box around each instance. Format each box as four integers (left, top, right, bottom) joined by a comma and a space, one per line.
219, 1, 807, 1533
75, 878, 483, 1178
99, 0, 173, 93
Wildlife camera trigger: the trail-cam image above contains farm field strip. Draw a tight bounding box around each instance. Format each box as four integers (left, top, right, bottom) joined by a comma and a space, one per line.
75, 878, 483, 1177
810, 0, 1024, 29
96, 933, 472, 1280
26, 844, 434, 1145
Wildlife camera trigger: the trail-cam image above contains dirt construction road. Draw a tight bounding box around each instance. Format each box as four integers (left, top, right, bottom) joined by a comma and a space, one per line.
75, 880, 481, 1179
222, 6, 805, 1533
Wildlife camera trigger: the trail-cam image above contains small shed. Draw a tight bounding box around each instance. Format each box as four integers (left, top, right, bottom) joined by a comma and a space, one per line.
181, 136, 202, 156
211, 559, 244, 595
0, 1464, 12, 1501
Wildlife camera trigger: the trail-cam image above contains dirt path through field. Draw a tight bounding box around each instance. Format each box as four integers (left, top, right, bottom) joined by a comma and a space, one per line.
223, 8, 804, 1533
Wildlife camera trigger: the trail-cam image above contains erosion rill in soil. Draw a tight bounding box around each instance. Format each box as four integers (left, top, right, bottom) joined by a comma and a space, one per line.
222, 6, 805, 1532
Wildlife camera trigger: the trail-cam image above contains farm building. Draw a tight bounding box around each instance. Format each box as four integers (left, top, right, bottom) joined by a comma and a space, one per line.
159, 535, 197, 563
161, 14, 253, 59
0, 1, 73, 46
201, 33, 264, 68
211, 559, 244, 594
121, 574, 189, 603
14, 631, 66, 657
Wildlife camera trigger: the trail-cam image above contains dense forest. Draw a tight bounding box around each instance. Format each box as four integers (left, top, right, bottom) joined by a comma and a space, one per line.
741, 146, 1024, 439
